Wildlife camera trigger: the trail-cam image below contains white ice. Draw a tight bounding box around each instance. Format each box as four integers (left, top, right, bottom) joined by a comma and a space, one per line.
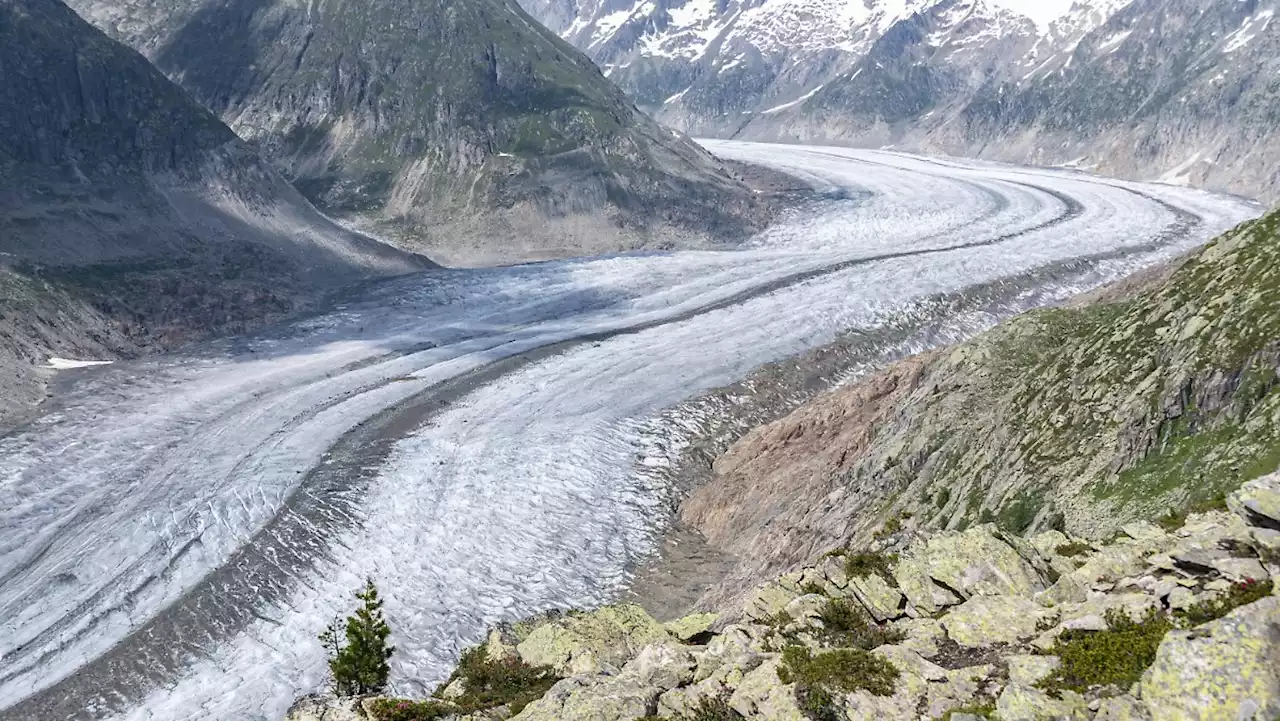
0, 142, 1260, 721
43, 358, 115, 370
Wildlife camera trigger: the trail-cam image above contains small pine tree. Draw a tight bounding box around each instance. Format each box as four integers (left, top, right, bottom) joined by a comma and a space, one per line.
320, 578, 395, 696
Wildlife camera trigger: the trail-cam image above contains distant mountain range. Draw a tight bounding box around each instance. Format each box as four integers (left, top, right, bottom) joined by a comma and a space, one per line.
65, 0, 773, 264
522, 0, 1280, 202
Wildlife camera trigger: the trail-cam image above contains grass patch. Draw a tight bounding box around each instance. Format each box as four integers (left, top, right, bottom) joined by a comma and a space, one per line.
1176, 578, 1273, 627
1037, 609, 1172, 697
779, 646, 899, 698
652, 694, 743, 721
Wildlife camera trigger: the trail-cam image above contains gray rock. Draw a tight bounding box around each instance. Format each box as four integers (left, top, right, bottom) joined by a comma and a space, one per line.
1229, 472, 1280, 530
1141, 595, 1280, 719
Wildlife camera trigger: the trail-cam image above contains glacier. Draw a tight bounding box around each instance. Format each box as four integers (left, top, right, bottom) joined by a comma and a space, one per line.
0, 142, 1260, 721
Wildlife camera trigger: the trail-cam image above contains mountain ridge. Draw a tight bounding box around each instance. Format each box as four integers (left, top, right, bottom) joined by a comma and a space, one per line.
524, 0, 1280, 202
66, 0, 776, 265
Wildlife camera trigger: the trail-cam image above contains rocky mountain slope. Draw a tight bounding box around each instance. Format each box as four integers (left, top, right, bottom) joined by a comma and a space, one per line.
525, 0, 1280, 202
65, 0, 772, 264
0, 0, 428, 431
289, 473, 1280, 720
678, 205, 1280, 612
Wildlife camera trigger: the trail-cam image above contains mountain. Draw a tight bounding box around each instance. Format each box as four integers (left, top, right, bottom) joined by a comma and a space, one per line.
681, 206, 1280, 607
0, 0, 427, 431
526, 0, 1280, 202
65, 0, 772, 264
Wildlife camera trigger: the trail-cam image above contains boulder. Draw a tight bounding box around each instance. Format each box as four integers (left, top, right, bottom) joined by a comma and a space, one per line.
995, 684, 1089, 721
745, 583, 801, 622
1094, 695, 1150, 721
728, 658, 808, 721
665, 613, 719, 642
694, 625, 763, 683
1006, 655, 1060, 686
1141, 595, 1280, 719
941, 596, 1055, 648
516, 604, 671, 676
846, 572, 905, 622
783, 594, 828, 623
891, 617, 945, 658
897, 526, 1046, 602
893, 557, 963, 614
508, 675, 657, 721
818, 554, 851, 589
285, 695, 368, 721
620, 644, 696, 691
1229, 472, 1280, 530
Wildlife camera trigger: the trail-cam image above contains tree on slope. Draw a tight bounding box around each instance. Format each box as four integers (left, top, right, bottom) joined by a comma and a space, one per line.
321, 578, 395, 696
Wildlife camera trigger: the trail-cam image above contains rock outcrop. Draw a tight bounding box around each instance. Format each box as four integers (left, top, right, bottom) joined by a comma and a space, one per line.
288, 476, 1280, 719
677, 206, 1280, 611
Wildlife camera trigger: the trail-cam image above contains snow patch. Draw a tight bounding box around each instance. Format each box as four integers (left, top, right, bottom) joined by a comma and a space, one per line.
761, 84, 825, 114
44, 357, 114, 370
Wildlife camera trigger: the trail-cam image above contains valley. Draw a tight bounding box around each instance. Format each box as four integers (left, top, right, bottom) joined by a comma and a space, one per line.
0, 142, 1259, 721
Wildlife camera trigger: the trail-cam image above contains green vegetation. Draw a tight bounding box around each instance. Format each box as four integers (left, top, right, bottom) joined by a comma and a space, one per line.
934, 487, 952, 509
844, 551, 897, 581
1155, 493, 1230, 531
434, 645, 559, 714
996, 489, 1045, 533
1176, 578, 1274, 626
941, 698, 997, 720
778, 646, 899, 698
1053, 541, 1093, 558
321, 579, 395, 697
642, 694, 744, 721
817, 598, 905, 650
1037, 609, 1172, 697
368, 698, 456, 721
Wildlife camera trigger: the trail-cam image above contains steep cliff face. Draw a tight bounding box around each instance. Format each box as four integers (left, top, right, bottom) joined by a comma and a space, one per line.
0, 0, 427, 431
67, 0, 770, 264
528, 0, 1280, 202
679, 207, 1280, 603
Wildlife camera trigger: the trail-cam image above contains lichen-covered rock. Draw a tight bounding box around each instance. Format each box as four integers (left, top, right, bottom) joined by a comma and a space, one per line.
995, 684, 1089, 721
784, 594, 828, 623
285, 695, 368, 721
941, 596, 1055, 648
1094, 695, 1150, 721
665, 613, 719, 642
891, 617, 945, 658
898, 526, 1047, 602
847, 572, 905, 622
1006, 655, 1060, 686
728, 658, 807, 721
508, 674, 657, 721
745, 582, 801, 622
1229, 472, 1280, 530
818, 554, 851, 589
893, 557, 964, 615
694, 625, 763, 683
1141, 595, 1280, 720
621, 644, 697, 691
921, 665, 994, 719
517, 604, 672, 676
1058, 593, 1160, 626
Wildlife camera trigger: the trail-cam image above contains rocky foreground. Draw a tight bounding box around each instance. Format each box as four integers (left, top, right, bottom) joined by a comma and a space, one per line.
289, 472, 1280, 721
